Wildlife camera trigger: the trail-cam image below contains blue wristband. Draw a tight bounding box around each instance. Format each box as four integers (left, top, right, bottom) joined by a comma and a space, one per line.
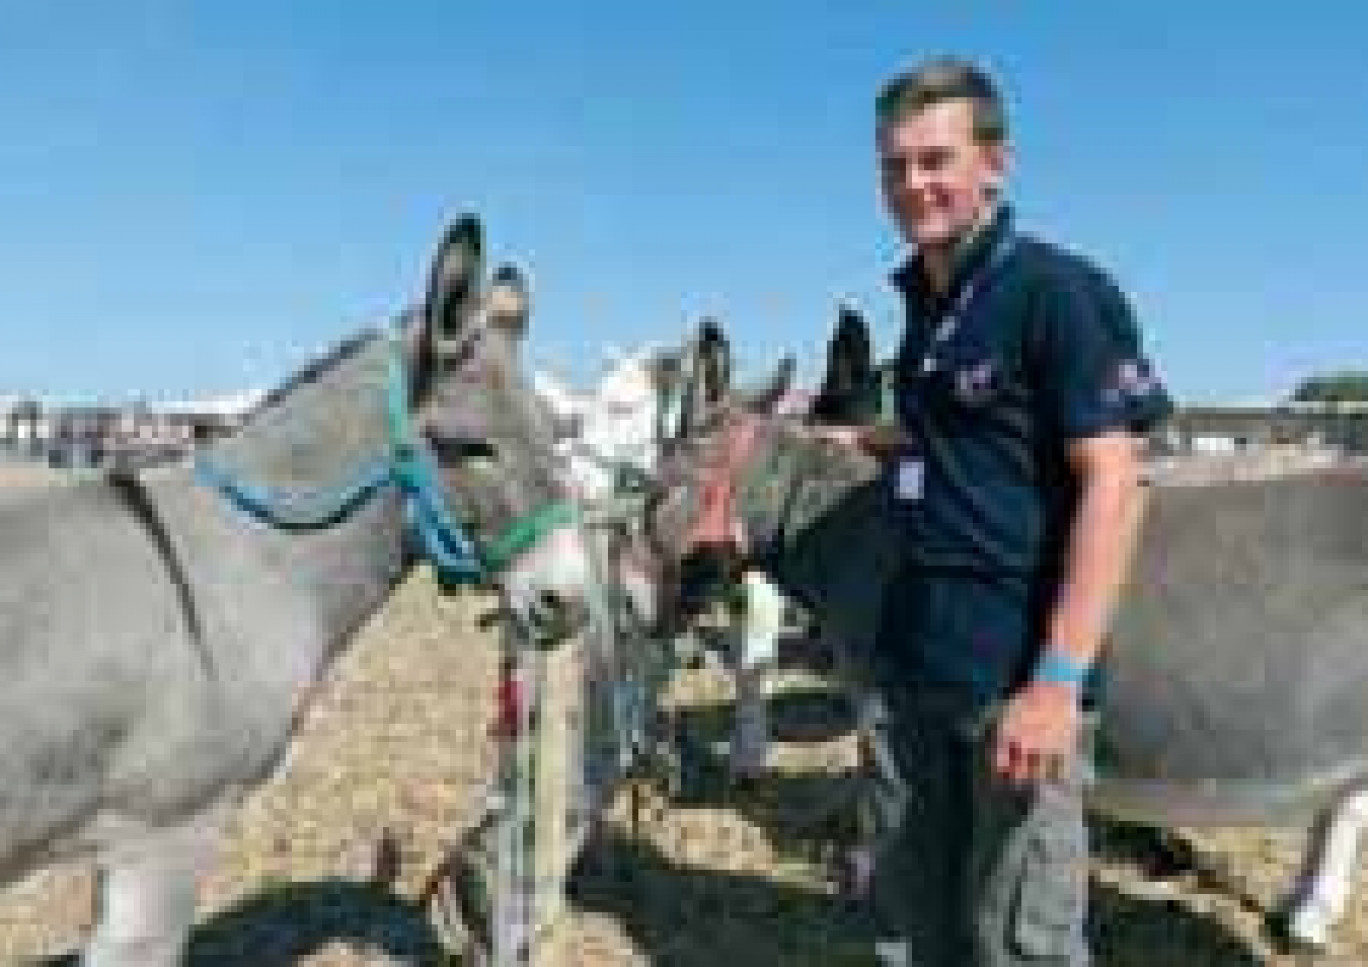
1033, 649, 1091, 687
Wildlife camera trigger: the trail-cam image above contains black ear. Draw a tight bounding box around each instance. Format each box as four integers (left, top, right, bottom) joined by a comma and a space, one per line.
425, 214, 485, 345
811, 304, 875, 425
834, 305, 872, 370
696, 316, 732, 405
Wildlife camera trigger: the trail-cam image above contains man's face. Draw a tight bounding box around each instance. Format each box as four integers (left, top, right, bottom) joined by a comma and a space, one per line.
877, 98, 1007, 249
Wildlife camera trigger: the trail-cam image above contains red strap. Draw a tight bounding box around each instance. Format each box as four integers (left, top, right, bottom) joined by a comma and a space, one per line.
491, 672, 525, 739
685, 417, 757, 552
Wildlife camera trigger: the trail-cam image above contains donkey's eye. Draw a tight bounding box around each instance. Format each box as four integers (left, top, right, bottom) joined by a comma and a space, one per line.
426, 431, 498, 465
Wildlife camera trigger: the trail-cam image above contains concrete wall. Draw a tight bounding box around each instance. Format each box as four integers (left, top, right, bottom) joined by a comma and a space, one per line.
1161, 404, 1368, 456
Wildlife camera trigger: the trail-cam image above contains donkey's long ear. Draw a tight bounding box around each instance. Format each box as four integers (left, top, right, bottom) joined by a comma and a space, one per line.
487, 263, 530, 342
408, 215, 484, 404
425, 214, 486, 350
676, 316, 734, 439
810, 304, 875, 425
696, 317, 733, 404
831, 306, 871, 367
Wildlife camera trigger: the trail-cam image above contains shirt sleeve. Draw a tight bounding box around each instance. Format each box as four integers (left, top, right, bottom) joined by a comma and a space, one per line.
1031, 266, 1174, 440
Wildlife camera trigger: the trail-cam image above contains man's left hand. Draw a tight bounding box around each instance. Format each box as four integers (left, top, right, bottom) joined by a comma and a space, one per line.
992, 681, 1081, 786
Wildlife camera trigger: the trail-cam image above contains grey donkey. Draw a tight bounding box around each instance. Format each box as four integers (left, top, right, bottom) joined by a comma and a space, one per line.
0, 215, 601, 966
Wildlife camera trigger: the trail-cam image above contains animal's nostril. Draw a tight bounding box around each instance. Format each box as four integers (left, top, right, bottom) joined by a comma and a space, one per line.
535, 589, 565, 619
526, 589, 588, 645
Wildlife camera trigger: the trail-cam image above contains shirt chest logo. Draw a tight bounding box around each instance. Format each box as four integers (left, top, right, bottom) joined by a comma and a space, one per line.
953, 357, 1000, 406
1104, 358, 1159, 404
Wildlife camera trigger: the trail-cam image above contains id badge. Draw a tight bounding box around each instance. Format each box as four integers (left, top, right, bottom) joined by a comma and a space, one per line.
895, 458, 924, 502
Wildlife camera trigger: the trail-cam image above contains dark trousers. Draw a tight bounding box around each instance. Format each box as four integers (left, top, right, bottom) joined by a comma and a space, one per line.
863, 568, 1091, 966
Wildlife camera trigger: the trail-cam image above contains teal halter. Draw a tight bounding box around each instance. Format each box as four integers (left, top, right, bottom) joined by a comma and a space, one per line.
194, 331, 579, 584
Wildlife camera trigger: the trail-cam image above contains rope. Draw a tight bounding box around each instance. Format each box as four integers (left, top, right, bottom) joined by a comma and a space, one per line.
194, 331, 487, 582
192, 456, 394, 532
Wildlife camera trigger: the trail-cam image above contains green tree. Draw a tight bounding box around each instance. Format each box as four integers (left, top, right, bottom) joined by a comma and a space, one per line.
1290, 372, 1368, 403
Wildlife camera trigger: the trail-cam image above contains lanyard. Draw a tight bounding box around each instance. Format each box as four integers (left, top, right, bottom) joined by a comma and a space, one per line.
915, 233, 1017, 377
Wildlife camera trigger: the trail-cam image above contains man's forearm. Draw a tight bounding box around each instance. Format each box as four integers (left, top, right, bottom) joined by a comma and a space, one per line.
1043, 446, 1148, 670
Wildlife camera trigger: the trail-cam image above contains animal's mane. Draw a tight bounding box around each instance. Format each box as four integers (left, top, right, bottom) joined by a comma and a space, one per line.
237, 327, 386, 428
204, 321, 404, 488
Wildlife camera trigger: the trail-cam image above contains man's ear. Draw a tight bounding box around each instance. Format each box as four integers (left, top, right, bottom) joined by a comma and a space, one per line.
982, 141, 1011, 197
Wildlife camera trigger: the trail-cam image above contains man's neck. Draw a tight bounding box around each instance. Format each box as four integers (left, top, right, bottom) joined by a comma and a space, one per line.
920, 201, 999, 297
920, 248, 956, 297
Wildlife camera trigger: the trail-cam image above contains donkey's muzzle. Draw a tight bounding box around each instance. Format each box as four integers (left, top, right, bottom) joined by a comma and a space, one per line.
675, 544, 743, 619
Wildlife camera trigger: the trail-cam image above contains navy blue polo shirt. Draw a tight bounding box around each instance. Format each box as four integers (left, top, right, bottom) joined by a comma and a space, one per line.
882, 205, 1173, 695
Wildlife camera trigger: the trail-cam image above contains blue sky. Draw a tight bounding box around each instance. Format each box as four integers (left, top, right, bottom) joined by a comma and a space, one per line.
1, 1, 1364, 405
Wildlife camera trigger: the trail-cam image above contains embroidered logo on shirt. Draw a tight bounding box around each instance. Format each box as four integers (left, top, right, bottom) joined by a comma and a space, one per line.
954, 358, 999, 406
1104, 358, 1159, 404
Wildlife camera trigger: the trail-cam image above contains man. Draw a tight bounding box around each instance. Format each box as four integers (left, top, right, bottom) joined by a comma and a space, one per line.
857, 58, 1172, 965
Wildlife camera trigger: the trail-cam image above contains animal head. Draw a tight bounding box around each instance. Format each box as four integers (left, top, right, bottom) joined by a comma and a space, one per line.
641, 318, 820, 619
407, 215, 597, 640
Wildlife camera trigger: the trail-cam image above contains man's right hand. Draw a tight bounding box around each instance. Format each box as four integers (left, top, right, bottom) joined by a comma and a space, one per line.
859, 423, 913, 456
811, 424, 911, 458
809, 425, 866, 448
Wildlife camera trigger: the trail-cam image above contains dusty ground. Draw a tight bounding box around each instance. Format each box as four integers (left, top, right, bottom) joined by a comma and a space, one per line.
567, 658, 1368, 967
1, 563, 1366, 965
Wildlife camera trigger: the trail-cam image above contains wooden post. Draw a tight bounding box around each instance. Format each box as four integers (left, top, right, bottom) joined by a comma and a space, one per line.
529, 631, 585, 967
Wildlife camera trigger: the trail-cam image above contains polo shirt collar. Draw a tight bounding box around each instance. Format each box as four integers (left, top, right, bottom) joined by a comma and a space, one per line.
892, 203, 1015, 309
